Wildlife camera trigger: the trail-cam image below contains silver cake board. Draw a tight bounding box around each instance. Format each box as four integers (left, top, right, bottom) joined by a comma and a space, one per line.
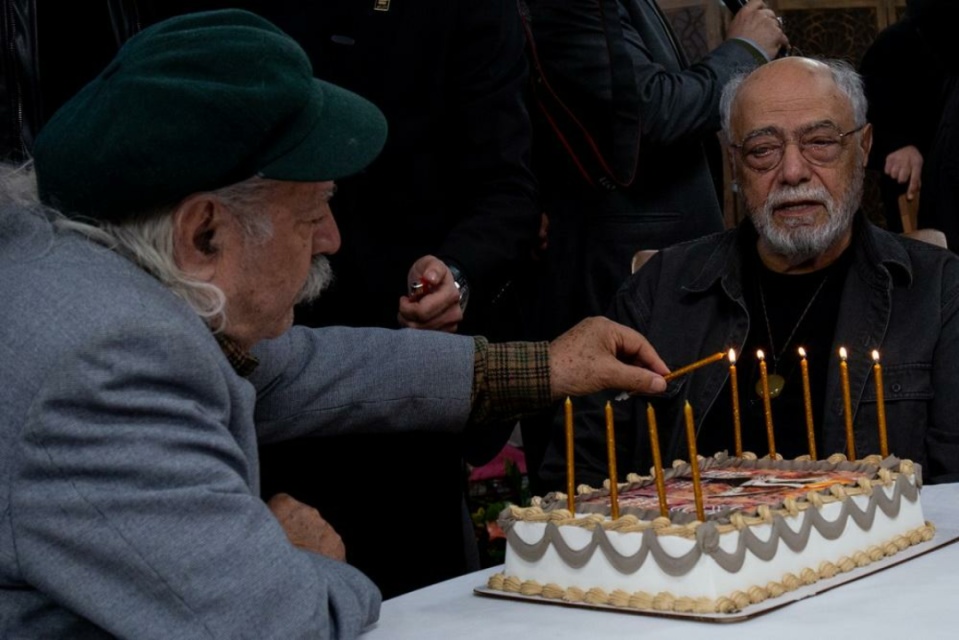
473, 527, 959, 623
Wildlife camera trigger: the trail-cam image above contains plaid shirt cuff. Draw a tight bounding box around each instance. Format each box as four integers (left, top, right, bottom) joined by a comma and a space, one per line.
214, 332, 259, 377
470, 336, 551, 426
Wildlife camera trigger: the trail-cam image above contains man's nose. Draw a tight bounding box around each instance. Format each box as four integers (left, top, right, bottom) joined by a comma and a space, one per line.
778, 141, 813, 185
315, 216, 341, 255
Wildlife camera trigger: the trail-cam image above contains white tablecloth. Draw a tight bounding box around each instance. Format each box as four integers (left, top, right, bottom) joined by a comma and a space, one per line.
359, 484, 959, 639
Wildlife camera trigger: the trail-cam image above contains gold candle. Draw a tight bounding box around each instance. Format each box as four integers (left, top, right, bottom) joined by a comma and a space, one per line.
646, 402, 669, 518
663, 351, 727, 382
683, 401, 706, 522
564, 396, 575, 514
728, 349, 742, 457
872, 350, 889, 458
839, 347, 855, 461
605, 401, 620, 520
757, 350, 776, 457
798, 347, 817, 460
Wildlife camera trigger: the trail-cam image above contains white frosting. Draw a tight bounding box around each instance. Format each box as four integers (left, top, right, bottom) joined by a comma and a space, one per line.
500, 473, 927, 604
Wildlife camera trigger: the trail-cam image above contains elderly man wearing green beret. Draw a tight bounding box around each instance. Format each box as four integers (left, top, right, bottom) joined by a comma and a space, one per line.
0, 9, 669, 639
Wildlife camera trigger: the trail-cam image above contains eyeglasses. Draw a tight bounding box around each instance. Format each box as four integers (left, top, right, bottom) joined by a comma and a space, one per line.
730, 123, 866, 173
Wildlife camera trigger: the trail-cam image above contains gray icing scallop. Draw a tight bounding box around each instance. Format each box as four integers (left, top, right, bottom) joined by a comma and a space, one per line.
504, 458, 920, 575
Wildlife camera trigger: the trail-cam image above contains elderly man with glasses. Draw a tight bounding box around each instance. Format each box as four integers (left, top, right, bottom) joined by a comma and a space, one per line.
539, 57, 959, 492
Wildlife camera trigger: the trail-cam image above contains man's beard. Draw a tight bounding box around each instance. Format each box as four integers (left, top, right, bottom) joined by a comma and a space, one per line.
746, 161, 864, 262
295, 255, 334, 305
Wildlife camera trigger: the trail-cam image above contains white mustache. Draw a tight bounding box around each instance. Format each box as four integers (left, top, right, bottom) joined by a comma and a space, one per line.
296, 255, 334, 305
766, 185, 832, 211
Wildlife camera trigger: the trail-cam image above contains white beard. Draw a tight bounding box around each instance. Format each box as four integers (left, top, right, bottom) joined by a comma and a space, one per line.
747, 161, 864, 262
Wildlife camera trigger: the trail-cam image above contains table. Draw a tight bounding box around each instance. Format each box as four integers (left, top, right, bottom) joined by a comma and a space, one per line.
359, 484, 959, 639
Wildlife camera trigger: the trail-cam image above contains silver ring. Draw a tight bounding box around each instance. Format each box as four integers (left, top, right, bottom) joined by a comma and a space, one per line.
776, 16, 784, 27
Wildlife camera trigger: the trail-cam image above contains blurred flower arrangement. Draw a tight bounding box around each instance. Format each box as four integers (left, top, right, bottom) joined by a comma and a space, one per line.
467, 456, 530, 567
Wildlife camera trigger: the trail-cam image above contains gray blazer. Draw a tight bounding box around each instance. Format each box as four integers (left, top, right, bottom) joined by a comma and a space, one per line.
0, 204, 476, 638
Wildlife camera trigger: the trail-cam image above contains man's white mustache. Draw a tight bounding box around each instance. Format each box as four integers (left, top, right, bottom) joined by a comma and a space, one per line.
766, 185, 831, 211
296, 255, 334, 305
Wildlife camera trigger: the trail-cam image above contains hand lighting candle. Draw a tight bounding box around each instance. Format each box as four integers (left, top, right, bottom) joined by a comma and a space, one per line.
662, 351, 727, 382
564, 396, 575, 514
729, 349, 742, 457
683, 401, 706, 522
619, 350, 726, 399
872, 350, 889, 458
757, 350, 776, 457
798, 347, 817, 460
839, 347, 855, 461
605, 401, 620, 520
646, 402, 669, 518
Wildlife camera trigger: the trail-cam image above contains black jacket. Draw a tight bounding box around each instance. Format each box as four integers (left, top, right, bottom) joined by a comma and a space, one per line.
1, 0, 40, 160
0, 0, 150, 161
540, 218, 959, 490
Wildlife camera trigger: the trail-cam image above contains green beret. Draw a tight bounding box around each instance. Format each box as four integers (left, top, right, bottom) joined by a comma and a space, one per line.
33, 9, 387, 221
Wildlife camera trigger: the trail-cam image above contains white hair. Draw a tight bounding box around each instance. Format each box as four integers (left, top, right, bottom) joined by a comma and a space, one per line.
1, 164, 329, 333
0, 162, 43, 207
719, 58, 868, 141
53, 177, 281, 332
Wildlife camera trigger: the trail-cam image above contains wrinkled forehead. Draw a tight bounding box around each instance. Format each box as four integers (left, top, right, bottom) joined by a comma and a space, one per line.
731, 62, 854, 139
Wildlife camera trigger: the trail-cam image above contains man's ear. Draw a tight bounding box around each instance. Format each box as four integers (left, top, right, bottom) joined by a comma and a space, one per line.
859, 123, 874, 168
172, 193, 226, 281
726, 147, 743, 190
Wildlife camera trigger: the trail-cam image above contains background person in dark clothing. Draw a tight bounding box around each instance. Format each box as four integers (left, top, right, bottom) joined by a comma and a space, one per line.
517, 0, 786, 494
906, 0, 959, 250
859, 0, 953, 233
249, 0, 540, 598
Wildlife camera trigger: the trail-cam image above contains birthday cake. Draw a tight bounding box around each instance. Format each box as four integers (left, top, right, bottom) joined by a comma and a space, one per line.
487, 453, 933, 614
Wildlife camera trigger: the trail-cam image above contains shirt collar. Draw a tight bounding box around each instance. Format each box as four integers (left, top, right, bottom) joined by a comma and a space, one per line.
214, 332, 260, 377
681, 212, 912, 297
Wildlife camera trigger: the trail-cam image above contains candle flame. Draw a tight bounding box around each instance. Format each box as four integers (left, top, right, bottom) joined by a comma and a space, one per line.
728, 348, 736, 364
798, 346, 806, 358
756, 349, 765, 361
839, 347, 848, 360
872, 350, 880, 362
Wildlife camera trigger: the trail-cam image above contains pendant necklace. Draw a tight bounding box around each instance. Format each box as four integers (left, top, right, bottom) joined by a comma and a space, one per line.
754, 273, 830, 399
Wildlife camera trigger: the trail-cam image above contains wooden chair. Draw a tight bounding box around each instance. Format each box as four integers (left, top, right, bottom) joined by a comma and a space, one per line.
896, 192, 948, 248
898, 192, 920, 234
630, 249, 659, 273
903, 228, 947, 249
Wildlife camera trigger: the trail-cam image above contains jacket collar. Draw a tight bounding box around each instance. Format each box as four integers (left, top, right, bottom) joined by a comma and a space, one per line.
680, 212, 913, 297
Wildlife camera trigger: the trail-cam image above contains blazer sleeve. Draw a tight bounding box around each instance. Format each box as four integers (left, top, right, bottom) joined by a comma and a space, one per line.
250, 325, 476, 443
11, 321, 380, 639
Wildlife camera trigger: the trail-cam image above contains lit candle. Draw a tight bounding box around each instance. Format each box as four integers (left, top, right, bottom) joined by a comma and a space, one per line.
798, 347, 817, 460
646, 403, 669, 518
663, 351, 727, 382
872, 350, 889, 458
729, 349, 742, 457
683, 401, 706, 522
839, 347, 855, 461
605, 401, 620, 520
564, 396, 575, 514
757, 350, 776, 457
